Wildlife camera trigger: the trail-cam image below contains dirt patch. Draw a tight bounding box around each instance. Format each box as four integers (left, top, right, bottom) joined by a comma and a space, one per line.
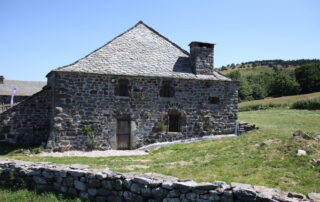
123, 164, 150, 170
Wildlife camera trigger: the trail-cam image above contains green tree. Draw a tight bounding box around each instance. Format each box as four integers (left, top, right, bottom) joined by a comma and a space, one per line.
295, 63, 320, 93
270, 74, 300, 97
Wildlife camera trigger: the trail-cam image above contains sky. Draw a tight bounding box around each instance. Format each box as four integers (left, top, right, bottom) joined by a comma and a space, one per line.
0, 0, 319, 81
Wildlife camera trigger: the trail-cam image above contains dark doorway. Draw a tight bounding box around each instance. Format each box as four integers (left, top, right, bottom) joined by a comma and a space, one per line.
117, 119, 131, 149
169, 114, 180, 132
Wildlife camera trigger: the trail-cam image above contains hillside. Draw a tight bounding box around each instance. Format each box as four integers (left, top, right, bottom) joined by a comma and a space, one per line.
216, 59, 320, 102
217, 59, 320, 76
239, 92, 320, 110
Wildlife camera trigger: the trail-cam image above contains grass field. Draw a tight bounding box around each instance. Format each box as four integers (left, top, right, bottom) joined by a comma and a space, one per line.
239, 92, 320, 109
0, 187, 81, 202
1, 108, 320, 195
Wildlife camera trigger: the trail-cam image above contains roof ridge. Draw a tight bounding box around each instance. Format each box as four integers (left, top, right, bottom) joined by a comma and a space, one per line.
49, 21, 189, 75
136, 21, 190, 55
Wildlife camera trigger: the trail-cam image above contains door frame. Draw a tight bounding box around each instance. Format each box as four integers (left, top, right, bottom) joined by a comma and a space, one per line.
116, 119, 131, 150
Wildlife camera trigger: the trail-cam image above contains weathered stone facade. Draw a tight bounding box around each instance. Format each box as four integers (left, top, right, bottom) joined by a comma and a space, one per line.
0, 159, 315, 202
0, 88, 51, 145
46, 72, 238, 150
0, 21, 239, 150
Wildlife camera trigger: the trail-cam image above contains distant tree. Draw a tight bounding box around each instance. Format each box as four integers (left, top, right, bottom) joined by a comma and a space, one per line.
226, 70, 241, 80
270, 74, 300, 97
295, 63, 320, 93
239, 78, 253, 101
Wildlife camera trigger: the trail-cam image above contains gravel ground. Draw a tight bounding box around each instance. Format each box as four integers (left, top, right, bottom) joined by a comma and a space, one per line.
39, 150, 148, 158
39, 134, 236, 158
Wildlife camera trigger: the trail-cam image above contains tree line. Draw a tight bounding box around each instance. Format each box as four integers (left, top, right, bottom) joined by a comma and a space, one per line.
226, 63, 320, 101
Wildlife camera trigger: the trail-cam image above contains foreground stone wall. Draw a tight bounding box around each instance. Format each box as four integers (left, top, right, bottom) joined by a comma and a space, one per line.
0, 88, 51, 145
47, 72, 238, 151
0, 159, 318, 202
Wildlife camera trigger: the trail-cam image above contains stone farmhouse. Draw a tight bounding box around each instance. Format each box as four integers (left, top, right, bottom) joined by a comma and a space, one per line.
0, 21, 238, 151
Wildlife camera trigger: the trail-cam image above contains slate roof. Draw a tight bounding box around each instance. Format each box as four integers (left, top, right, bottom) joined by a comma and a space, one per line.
0, 80, 46, 96
51, 21, 231, 81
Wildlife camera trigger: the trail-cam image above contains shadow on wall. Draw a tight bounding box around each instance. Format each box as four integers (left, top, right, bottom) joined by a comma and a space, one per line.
0, 88, 51, 147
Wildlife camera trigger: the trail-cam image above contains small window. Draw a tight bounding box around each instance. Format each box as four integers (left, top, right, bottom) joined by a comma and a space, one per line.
169, 114, 180, 132
160, 82, 175, 97
117, 79, 129, 96
209, 97, 220, 104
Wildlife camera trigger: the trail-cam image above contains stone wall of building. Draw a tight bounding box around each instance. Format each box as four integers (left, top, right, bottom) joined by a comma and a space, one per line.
0, 88, 51, 145
47, 72, 238, 151
0, 159, 316, 202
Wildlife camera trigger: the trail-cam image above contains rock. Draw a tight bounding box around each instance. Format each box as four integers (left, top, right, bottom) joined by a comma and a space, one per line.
194, 182, 217, 190
130, 183, 141, 194
173, 181, 198, 190
231, 182, 257, 202
220, 191, 233, 202
254, 185, 279, 201
163, 198, 180, 202
308, 193, 320, 202
79, 192, 89, 199
112, 179, 123, 190
88, 178, 101, 188
132, 176, 161, 187
141, 187, 152, 197
259, 139, 274, 146
293, 130, 313, 140
67, 187, 77, 196
186, 192, 197, 200
68, 170, 85, 177
69, 164, 88, 170
293, 130, 304, 137
297, 150, 307, 156
101, 180, 113, 190
32, 176, 47, 185
167, 190, 180, 198
288, 192, 305, 199
151, 187, 168, 198
74, 180, 86, 191
88, 188, 98, 196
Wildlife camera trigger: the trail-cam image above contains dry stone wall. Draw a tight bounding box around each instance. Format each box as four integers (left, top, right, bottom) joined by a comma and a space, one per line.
0, 88, 51, 145
0, 159, 317, 202
47, 72, 238, 151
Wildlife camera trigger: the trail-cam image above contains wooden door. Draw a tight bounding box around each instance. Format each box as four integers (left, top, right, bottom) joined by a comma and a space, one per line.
117, 120, 131, 149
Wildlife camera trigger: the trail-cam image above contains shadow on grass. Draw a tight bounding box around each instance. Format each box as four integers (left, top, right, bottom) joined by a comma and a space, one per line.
0, 143, 41, 156
0, 184, 84, 202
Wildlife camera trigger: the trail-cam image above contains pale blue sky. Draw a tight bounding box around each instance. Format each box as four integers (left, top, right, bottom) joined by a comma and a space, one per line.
0, 0, 319, 81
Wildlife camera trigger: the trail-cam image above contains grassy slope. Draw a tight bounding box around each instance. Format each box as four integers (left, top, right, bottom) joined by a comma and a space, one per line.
239, 92, 320, 108
1, 109, 320, 194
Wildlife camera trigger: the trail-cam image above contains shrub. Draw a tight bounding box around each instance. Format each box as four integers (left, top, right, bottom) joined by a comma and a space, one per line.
291, 99, 320, 110
159, 124, 168, 132
239, 103, 288, 112
86, 135, 99, 150
82, 125, 99, 150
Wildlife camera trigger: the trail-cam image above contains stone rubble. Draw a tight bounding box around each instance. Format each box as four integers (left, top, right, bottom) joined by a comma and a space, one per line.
0, 158, 317, 202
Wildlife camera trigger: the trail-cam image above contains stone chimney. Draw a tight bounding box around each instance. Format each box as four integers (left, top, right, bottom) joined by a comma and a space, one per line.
189, 42, 214, 75
0, 76, 4, 84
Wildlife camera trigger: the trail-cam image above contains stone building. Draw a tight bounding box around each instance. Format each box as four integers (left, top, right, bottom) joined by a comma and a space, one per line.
0, 76, 46, 112
0, 21, 238, 150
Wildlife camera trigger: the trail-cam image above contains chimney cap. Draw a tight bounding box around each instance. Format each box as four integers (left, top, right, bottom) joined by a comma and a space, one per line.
189, 41, 215, 48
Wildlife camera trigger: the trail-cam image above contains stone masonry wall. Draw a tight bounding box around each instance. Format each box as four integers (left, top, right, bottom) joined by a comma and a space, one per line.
47, 72, 238, 151
0, 159, 317, 202
0, 88, 51, 145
